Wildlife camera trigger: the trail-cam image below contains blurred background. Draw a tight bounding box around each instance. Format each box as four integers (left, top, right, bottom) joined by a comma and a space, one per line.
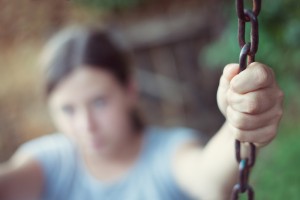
0, 0, 299, 199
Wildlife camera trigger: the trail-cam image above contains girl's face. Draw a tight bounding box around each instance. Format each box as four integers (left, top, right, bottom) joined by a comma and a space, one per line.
48, 66, 138, 157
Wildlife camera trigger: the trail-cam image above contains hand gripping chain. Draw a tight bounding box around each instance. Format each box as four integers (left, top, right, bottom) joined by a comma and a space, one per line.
231, 1, 261, 200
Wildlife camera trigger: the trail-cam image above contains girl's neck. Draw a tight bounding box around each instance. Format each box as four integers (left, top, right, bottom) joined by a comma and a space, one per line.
82, 129, 145, 182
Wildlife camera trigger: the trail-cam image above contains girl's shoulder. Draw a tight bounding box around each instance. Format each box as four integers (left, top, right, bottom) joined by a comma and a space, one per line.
15, 133, 77, 178
15, 133, 78, 198
16, 133, 74, 157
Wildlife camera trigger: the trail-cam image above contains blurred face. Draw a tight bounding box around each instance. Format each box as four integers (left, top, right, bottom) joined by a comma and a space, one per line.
48, 66, 138, 157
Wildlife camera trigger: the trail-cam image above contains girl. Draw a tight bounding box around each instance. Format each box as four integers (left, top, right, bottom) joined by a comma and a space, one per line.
0, 26, 283, 200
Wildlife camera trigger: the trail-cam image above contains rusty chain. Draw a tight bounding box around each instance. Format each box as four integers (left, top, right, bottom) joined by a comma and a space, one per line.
231, 0, 261, 200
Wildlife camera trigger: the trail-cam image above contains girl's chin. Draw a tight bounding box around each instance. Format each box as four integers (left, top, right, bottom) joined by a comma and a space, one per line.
85, 140, 109, 154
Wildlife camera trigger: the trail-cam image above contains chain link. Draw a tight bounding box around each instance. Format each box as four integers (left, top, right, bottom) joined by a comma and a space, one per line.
231, 0, 261, 199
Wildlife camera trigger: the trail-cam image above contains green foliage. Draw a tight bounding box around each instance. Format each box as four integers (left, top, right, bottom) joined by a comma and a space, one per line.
252, 121, 300, 199
201, 0, 300, 107
73, 0, 146, 10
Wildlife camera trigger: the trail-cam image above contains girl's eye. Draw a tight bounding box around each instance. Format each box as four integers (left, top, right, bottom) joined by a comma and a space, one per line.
94, 97, 107, 107
62, 105, 75, 115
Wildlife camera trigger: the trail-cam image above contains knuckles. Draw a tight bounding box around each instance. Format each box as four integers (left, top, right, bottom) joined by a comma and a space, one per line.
277, 89, 284, 102
224, 63, 283, 146
253, 64, 271, 88
232, 124, 278, 144
230, 63, 273, 92
227, 83, 284, 115
244, 97, 261, 114
228, 109, 248, 130
226, 89, 263, 114
232, 129, 248, 142
275, 107, 284, 120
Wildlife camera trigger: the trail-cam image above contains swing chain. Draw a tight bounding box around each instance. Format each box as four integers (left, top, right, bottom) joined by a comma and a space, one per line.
231, 0, 261, 200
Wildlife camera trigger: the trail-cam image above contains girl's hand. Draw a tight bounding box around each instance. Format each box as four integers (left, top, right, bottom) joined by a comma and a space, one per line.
217, 62, 284, 147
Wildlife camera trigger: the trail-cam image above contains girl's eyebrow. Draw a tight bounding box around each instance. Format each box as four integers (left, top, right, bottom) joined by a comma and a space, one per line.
89, 94, 107, 103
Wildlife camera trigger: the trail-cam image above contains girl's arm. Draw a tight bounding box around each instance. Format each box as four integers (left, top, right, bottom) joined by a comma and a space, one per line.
0, 155, 44, 200
173, 62, 283, 199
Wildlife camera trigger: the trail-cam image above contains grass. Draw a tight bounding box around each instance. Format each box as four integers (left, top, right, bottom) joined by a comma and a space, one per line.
250, 118, 300, 200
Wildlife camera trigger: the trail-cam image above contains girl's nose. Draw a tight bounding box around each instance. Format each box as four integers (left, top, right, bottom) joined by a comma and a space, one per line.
77, 109, 98, 134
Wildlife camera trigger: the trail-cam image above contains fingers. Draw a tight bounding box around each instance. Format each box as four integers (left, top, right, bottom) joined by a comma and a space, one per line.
220, 64, 240, 87
217, 64, 240, 116
230, 62, 275, 94
218, 64, 240, 96
227, 87, 281, 114
220, 62, 284, 147
227, 122, 279, 144
226, 104, 283, 131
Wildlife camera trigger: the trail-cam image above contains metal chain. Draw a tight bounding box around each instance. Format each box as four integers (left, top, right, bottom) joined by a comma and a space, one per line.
231, 1, 261, 200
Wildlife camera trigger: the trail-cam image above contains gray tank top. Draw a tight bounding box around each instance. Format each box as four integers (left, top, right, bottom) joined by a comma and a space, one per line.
17, 125, 200, 200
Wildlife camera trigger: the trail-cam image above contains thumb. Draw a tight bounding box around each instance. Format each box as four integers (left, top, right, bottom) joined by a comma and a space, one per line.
217, 64, 240, 116
221, 63, 240, 86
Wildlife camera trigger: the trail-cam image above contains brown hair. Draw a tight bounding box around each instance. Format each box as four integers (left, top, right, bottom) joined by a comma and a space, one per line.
40, 26, 145, 132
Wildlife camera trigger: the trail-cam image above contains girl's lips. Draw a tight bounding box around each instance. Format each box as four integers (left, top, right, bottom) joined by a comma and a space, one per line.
88, 137, 106, 149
